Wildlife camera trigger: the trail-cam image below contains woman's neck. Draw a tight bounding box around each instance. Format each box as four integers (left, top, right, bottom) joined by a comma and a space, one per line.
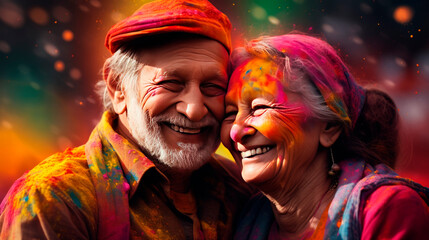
256, 153, 336, 239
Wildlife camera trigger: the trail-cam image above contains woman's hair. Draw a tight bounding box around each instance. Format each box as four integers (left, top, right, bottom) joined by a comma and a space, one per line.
230, 33, 400, 168
336, 89, 400, 168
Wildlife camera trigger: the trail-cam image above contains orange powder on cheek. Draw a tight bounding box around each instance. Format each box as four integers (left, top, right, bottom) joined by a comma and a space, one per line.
252, 105, 306, 146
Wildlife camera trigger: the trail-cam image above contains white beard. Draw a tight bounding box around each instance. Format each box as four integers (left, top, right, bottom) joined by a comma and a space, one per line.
126, 96, 219, 171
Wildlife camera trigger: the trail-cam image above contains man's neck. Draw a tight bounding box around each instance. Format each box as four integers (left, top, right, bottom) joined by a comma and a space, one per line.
115, 114, 141, 148
155, 163, 193, 193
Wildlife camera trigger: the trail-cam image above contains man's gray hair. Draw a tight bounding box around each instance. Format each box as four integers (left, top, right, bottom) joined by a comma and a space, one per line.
95, 47, 141, 113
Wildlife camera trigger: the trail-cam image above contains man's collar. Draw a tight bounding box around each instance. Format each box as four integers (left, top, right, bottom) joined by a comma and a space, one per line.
96, 111, 159, 197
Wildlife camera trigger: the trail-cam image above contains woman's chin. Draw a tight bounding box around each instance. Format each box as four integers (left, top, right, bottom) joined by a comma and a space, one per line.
241, 162, 275, 184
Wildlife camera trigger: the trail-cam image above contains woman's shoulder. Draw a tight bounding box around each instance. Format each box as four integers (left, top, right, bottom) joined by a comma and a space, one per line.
360, 184, 429, 239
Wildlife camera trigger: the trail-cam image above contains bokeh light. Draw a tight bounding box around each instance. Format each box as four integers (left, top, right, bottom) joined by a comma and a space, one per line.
90, 0, 102, 8
251, 5, 267, 20
28, 7, 49, 25
62, 29, 74, 42
0, 2, 24, 28
52, 6, 71, 23
0, 41, 11, 53
44, 43, 60, 57
54, 60, 65, 72
393, 6, 413, 24
268, 16, 280, 25
69, 68, 82, 80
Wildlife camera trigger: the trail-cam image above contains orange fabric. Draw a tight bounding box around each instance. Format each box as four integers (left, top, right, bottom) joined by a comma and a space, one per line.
308, 204, 331, 240
105, 0, 232, 54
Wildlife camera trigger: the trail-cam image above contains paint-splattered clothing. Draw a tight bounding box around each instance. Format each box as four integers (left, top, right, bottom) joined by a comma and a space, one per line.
1, 112, 250, 239
234, 159, 429, 240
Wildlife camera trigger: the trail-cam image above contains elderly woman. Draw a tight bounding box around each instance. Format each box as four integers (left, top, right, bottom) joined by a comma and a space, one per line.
221, 34, 429, 239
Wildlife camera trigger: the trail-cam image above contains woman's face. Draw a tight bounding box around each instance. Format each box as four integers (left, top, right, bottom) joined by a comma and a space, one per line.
221, 58, 326, 184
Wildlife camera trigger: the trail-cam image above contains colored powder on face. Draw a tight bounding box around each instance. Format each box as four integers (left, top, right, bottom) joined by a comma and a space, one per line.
229, 58, 308, 144
227, 58, 314, 172
239, 59, 287, 103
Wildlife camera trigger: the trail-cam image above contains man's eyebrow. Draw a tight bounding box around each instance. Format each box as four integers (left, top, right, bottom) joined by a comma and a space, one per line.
204, 69, 228, 83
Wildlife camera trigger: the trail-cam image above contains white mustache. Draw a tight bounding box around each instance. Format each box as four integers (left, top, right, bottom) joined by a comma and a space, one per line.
150, 113, 218, 129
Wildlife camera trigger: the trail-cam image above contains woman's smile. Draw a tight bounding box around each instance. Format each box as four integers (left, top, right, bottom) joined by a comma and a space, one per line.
240, 145, 274, 159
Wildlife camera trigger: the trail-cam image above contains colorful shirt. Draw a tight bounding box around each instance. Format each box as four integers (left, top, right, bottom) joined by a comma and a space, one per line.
234, 159, 429, 239
0, 111, 250, 239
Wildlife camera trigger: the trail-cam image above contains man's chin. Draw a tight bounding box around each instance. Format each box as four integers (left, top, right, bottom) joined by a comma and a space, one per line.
156, 143, 215, 170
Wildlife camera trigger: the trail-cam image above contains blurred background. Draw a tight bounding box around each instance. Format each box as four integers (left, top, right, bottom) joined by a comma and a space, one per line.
1, 0, 428, 200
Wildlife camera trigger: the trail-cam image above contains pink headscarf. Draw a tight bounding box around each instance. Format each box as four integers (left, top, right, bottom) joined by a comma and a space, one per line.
233, 34, 365, 129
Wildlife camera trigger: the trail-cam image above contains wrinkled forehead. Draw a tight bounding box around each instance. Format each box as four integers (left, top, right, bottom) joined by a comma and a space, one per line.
136, 36, 229, 64
227, 58, 285, 100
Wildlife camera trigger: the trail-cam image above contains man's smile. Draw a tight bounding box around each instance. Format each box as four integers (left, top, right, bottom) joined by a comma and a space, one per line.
168, 123, 202, 134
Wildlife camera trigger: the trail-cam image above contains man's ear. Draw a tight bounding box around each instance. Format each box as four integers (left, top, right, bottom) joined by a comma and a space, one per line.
320, 122, 342, 148
103, 62, 126, 114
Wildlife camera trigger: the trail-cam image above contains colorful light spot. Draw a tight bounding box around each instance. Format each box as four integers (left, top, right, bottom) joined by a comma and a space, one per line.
69, 68, 81, 80
62, 30, 74, 42
393, 6, 413, 24
28, 7, 49, 25
52, 6, 71, 23
0, 41, 11, 53
44, 43, 59, 57
0, 2, 24, 28
54, 60, 65, 72
268, 16, 280, 25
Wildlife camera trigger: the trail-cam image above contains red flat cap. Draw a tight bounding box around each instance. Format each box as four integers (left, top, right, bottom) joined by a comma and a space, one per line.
105, 0, 232, 54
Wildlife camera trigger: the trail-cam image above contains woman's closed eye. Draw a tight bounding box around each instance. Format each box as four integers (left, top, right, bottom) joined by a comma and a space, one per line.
252, 105, 271, 116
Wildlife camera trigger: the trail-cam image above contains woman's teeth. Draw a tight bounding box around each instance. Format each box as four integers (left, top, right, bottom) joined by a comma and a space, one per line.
241, 146, 272, 158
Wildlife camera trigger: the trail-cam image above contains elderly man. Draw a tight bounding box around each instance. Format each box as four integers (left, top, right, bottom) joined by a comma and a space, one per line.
0, 0, 250, 239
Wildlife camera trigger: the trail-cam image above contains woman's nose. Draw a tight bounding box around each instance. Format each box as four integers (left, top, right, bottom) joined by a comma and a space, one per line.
230, 122, 256, 143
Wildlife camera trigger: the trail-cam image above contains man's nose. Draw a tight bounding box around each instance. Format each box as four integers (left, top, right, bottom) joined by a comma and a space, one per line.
230, 121, 256, 143
176, 90, 209, 122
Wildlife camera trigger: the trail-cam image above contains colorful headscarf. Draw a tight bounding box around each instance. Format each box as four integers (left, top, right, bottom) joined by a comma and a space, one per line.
233, 34, 366, 129
105, 0, 232, 54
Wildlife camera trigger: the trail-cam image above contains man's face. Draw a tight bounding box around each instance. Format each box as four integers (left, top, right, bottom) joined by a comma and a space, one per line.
125, 37, 229, 170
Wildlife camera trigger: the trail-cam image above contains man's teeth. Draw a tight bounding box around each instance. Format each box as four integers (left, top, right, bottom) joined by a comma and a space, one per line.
241, 146, 272, 158
170, 124, 201, 134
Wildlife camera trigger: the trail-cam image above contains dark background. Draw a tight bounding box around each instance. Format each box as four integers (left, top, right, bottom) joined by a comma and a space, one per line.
1, 0, 428, 199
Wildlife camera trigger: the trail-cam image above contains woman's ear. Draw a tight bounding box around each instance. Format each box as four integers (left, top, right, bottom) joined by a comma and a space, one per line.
103, 62, 126, 114
320, 122, 342, 147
